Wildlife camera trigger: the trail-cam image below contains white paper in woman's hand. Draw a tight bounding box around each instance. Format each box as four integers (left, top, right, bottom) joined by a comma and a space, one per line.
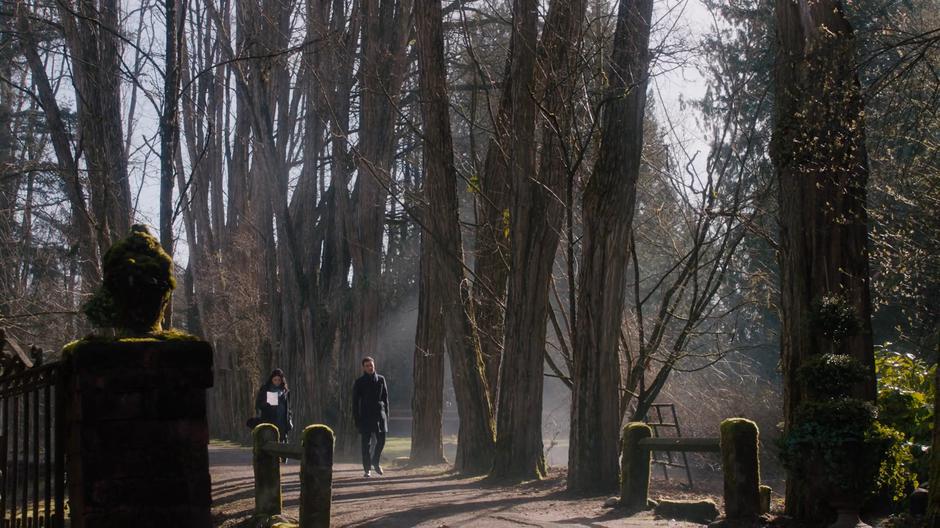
266, 391, 279, 406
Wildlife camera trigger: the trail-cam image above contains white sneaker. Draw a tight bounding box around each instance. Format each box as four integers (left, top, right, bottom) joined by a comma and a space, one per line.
363, 470, 371, 478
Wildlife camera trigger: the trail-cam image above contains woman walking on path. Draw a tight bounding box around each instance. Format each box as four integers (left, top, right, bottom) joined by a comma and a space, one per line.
255, 368, 293, 442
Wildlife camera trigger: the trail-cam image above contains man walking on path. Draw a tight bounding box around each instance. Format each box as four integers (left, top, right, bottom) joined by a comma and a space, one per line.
353, 356, 390, 477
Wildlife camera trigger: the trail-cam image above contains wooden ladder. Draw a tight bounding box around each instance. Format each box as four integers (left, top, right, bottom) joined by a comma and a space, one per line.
645, 402, 694, 488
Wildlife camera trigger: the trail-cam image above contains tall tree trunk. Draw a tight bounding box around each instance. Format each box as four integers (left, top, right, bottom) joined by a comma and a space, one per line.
293, 0, 331, 429
414, 0, 495, 474
349, 0, 412, 362
492, 0, 586, 481
771, 0, 876, 519
567, 0, 653, 493
472, 47, 513, 399
317, 0, 360, 456
160, 0, 185, 326
409, 215, 446, 465
58, 0, 133, 248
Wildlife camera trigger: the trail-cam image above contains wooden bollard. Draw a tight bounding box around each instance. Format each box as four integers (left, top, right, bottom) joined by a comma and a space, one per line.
300, 425, 334, 528
760, 485, 772, 514
620, 422, 652, 510
252, 423, 282, 516
720, 418, 761, 519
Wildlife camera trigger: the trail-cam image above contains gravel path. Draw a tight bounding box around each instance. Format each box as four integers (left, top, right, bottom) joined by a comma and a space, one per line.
209, 444, 712, 527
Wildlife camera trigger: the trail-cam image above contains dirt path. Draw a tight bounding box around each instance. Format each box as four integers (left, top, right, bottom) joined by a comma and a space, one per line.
209, 444, 712, 527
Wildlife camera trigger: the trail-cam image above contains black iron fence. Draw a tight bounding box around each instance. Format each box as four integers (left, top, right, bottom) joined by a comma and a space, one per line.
0, 331, 66, 528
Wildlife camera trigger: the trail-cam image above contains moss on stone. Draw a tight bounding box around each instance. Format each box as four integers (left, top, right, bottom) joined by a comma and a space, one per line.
83, 225, 175, 334
620, 422, 653, 511
249, 514, 297, 528
60, 329, 198, 358
62, 339, 83, 357
720, 418, 761, 520
303, 423, 334, 440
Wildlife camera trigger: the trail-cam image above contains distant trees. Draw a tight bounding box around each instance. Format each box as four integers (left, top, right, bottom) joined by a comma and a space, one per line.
14, 0, 131, 285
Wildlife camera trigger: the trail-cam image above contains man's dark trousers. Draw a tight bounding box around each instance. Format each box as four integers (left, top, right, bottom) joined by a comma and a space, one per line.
361, 432, 386, 471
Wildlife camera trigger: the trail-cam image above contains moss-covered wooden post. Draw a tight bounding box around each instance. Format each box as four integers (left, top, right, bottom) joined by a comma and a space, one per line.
253, 423, 282, 516
300, 425, 334, 527
621, 422, 652, 510
720, 418, 761, 519
760, 485, 772, 515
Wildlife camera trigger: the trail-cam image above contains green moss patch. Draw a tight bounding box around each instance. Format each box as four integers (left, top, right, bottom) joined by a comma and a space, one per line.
83, 225, 176, 334
61, 329, 198, 357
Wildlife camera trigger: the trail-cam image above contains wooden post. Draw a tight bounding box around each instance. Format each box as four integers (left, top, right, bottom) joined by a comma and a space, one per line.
620, 422, 652, 510
760, 485, 772, 514
300, 425, 334, 527
720, 418, 761, 519
253, 424, 281, 516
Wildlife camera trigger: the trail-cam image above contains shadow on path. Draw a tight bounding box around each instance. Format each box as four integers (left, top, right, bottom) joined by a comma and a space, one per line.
210, 444, 705, 527
342, 492, 567, 527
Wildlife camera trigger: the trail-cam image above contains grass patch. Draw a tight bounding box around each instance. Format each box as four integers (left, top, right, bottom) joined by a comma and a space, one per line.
211, 438, 252, 448
378, 436, 461, 464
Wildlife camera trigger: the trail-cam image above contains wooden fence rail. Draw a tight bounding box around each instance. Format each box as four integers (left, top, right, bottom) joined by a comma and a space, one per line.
637, 437, 720, 453
622, 419, 768, 521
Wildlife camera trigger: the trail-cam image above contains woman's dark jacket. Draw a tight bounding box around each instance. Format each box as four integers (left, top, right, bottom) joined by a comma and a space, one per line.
255, 383, 292, 438
353, 372, 389, 433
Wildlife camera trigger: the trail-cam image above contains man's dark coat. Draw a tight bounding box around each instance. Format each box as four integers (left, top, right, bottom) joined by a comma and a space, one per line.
353, 372, 389, 433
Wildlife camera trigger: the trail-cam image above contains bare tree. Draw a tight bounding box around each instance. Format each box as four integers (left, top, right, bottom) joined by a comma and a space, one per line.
56, 0, 133, 248
159, 0, 186, 327
412, 0, 496, 473
14, 0, 101, 290
492, 0, 587, 482
567, 0, 654, 493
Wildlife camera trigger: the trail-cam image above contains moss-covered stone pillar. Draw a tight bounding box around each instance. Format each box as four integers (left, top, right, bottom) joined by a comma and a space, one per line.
720, 418, 761, 519
620, 422, 652, 510
63, 226, 214, 527
253, 423, 282, 516
300, 425, 334, 527
64, 338, 214, 527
